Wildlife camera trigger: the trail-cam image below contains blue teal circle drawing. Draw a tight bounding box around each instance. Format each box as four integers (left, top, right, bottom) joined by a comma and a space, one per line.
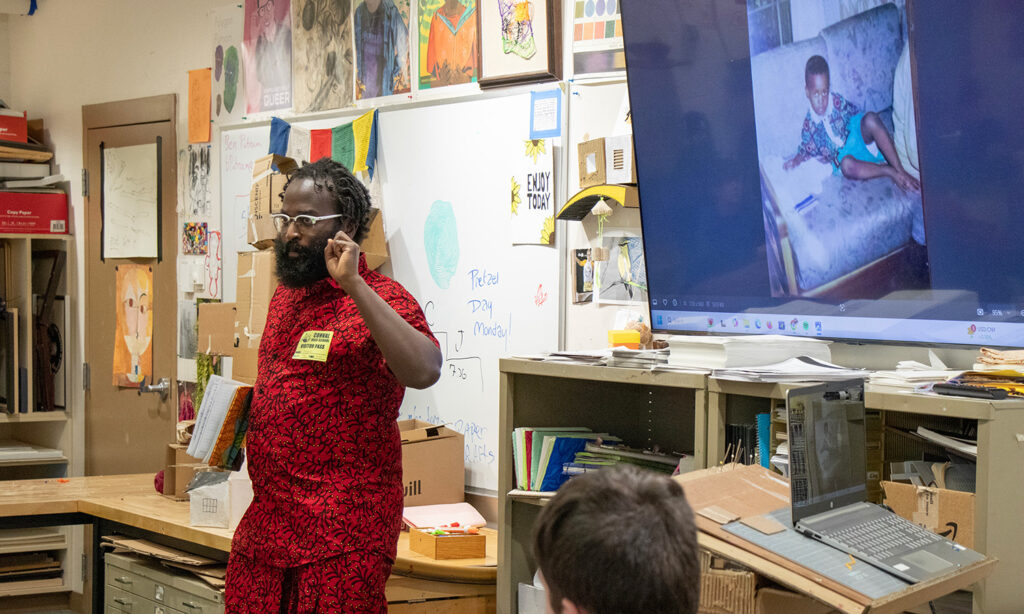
608, 0, 616, 14
424, 201, 459, 289
585, 0, 595, 18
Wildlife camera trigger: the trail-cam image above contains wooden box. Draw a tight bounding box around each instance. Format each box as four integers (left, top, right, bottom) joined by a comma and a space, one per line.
408, 529, 486, 560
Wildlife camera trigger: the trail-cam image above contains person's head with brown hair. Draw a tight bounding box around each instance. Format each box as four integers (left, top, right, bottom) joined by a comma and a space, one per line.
532, 464, 700, 614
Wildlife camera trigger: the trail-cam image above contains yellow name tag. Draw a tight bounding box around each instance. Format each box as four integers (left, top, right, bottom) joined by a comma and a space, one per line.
292, 330, 334, 362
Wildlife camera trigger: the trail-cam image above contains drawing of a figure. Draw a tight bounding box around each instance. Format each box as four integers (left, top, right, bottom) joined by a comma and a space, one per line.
425, 0, 478, 87
114, 265, 153, 387
498, 0, 535, 59
354, 0, 411, 99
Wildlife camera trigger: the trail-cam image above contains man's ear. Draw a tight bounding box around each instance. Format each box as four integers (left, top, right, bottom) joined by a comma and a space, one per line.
560, 598, 586, 614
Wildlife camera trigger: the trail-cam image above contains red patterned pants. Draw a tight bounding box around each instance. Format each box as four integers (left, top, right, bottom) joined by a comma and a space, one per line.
224, 549, 390, 613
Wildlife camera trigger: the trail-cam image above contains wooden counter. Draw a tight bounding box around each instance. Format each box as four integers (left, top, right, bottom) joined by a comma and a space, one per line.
0, 474, 496, 611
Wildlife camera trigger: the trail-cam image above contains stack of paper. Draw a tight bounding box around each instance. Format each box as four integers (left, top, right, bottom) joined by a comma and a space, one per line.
869, 351, 961, 388
0, 439, 65, 463
186, 375, 253, 468
711, 356, 868, 383
667, 334, 831, 368
607, 347, 669, 369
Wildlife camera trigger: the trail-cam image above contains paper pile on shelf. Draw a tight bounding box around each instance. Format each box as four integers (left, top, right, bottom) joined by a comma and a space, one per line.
667, 334, 831, 368
607, 347, 669, 368
869, 351, 961, 388
711, 356, 868, 383
0, 439, 64, 462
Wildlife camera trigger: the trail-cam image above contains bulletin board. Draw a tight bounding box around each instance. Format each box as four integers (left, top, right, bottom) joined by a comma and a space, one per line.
219, 91, 560, 492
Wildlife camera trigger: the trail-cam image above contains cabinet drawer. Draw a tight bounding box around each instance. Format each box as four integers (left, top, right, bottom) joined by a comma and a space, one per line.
105, 552, 225, 614
107, 583, 187, 614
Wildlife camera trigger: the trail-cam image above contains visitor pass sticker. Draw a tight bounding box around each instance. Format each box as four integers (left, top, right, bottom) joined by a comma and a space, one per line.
293, 330, 334, 362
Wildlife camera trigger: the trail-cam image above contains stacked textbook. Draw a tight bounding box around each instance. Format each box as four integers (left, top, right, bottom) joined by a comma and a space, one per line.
666, 334, 831, 368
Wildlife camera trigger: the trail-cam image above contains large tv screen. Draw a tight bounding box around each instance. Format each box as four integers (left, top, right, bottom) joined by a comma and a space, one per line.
621, 0, 1024, 347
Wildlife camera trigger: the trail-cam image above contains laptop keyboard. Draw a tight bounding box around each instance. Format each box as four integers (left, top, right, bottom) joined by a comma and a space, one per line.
822, 513, 944, 560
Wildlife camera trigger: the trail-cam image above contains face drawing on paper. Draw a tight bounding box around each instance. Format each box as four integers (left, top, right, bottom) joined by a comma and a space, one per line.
120, 268, 153, 383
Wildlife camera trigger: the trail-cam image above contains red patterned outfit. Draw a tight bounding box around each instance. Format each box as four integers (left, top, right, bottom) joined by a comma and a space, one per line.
226, 255, 437, 613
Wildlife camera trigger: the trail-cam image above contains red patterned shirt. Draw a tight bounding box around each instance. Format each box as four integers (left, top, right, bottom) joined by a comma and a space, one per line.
231, 255, 437, 567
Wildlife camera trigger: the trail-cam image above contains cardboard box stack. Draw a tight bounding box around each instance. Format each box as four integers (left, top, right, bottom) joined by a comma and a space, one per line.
162, 444, 208, 501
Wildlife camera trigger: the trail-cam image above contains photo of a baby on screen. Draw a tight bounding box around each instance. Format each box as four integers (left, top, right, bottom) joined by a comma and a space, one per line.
746, 1, 929, 300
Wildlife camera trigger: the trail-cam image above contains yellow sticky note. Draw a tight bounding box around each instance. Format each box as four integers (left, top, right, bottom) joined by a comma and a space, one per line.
292, 330, 334, 362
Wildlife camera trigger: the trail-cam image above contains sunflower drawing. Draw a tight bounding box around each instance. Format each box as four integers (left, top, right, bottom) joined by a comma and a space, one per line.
524, 139, 546, 163
540, 216, 555, 244
511, 176, 521, 215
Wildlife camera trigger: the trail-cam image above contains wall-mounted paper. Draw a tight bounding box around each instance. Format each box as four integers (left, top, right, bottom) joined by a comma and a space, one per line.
188, 68, 212, 143
113, 264, 154, 388
103, 143, 159, 259
511, 139, 554, 245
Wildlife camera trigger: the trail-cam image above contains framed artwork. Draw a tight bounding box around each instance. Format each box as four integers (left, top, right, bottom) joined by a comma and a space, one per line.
478, 0, 562, 88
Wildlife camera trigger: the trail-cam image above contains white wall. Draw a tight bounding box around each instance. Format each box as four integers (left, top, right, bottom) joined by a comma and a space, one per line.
7, 0, 238, 474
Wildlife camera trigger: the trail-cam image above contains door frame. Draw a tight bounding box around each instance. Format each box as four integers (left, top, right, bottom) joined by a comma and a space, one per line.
81, 94, 177, 471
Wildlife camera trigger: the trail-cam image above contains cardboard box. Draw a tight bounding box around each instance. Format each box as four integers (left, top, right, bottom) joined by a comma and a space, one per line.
603, 134, 636, 184
231, 346, 258, 385
700, 568, 756, 614
408, 528, 485, 560
577, 138, 606, 188
248, 154, 297, 249
163, 463, 207, 501
399, 419, 464, 507
0, 110, 28, 142
166, 443, 197, 467
362, 207, 389, 271
197, 302, 237, 355
0, 191, 68, 234
882, 481, 975, 549
233, 250, 278, 352
755, 588, 833, 614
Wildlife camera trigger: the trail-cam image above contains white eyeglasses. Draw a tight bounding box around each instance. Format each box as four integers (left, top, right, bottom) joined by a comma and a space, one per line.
271, 213, 345, 232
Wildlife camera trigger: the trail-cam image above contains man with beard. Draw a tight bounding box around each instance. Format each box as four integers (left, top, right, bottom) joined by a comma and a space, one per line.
225, 158, 442, 613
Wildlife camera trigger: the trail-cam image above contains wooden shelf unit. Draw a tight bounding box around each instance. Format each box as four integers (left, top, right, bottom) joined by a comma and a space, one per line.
497, 358, 707, 614
707, 378, 1024, 614
0, 233, 75, 601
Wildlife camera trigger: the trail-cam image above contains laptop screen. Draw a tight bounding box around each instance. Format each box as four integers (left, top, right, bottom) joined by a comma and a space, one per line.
787, 380, 868, 522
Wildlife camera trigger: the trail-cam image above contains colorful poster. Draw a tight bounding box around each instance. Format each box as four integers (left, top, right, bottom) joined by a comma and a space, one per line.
354, 0, 411, 99
188, 68, 212, 143
113, 264, 154, 388
292, 0, 354, 112
186, 144, 212, 218
212, 4, 245, 123
510, 139, 554, 245
243, 0, 292, 113
182, 222, 209, 255
418, 0, 478, 88
572, 0, 625, 76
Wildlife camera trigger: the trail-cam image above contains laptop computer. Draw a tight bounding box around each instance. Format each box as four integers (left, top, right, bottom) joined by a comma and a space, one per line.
786, 379, 984, 583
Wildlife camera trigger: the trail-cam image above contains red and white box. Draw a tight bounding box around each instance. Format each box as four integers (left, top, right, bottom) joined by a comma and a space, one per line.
0, 110, 28, 143
0, 191, 68, 234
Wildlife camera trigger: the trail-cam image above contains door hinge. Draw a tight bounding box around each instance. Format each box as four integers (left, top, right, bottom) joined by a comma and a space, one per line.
81, 553, 88, 583
81, 168, 88, 198
83, 362, 90, 390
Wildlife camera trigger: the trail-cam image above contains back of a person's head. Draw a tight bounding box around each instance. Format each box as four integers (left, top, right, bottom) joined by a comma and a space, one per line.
532, 464, 700, 614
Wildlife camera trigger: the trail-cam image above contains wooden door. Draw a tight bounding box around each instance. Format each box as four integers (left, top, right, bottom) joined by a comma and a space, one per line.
82, 95, 177, 475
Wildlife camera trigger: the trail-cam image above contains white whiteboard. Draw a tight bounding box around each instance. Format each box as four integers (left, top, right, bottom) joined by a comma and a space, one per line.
220, 92, 560, 492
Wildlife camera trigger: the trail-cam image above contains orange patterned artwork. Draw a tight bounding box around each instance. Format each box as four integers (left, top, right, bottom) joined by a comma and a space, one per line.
113, 264, 154, 388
